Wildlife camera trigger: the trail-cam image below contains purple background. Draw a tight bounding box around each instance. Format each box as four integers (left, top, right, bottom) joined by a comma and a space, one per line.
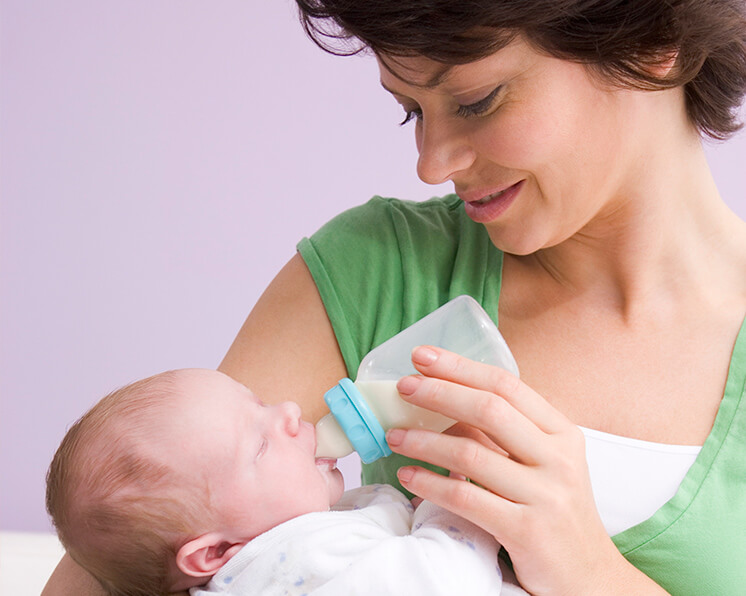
2, 1, 744, 532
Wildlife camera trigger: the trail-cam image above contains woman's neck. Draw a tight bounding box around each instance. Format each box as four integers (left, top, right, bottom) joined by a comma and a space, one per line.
518, 136, 746, 319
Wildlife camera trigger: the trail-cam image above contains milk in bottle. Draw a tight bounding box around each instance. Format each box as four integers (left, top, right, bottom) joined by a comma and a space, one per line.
315, 295, 519, 464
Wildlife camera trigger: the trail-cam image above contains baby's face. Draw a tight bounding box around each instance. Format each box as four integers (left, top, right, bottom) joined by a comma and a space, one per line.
154, 370, 344, 540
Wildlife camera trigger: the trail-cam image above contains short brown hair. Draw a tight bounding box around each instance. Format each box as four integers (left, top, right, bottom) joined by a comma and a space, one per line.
296, 0, 746, 140
46, 373, 212, 596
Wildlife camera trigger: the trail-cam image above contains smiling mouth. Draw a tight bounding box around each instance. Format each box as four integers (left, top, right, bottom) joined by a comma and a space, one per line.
460, 180, 525, 223
474, 188, 509, 205
468, 181, 521, 204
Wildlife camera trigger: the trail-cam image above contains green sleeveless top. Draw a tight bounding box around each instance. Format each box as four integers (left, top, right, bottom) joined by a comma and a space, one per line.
297, 195, 746, 594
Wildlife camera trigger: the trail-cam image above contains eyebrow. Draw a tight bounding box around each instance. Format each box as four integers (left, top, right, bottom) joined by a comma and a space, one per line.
378, 55, 453, 92
379, 73, 448, 97
379, 79, 402, 96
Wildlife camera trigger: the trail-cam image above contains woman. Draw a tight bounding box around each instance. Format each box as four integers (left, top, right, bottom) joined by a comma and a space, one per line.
45, 1, 746, 594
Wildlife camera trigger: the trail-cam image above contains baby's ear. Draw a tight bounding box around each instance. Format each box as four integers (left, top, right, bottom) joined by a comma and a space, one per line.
176, 533, 246, 578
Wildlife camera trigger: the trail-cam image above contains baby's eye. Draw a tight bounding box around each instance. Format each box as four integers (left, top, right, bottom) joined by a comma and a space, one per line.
457, 85, 503, 118
256, 437, 268, 459
399, 108, 423, 126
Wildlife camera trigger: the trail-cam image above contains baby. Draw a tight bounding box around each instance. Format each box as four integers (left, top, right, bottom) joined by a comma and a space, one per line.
46, 369, 520, 595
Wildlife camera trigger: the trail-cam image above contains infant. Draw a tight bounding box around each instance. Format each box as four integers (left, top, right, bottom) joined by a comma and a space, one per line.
47, 369, 520, 595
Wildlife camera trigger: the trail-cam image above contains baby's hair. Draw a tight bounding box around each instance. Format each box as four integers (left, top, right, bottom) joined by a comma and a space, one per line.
46, 371, 215, 596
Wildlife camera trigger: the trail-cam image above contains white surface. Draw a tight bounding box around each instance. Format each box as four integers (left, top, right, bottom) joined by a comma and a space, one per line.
0, 531, 65, 595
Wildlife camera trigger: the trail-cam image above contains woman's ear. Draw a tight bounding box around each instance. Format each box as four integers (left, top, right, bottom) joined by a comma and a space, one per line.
176, 533, 246, 578
650, 49, 680, 80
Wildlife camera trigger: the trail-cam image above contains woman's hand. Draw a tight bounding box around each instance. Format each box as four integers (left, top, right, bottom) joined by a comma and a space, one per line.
385, 346, 667, 595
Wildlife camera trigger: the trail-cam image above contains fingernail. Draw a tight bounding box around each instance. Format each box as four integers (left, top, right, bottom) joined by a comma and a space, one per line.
412, 346, 438, 366
397, 375, 421, 395
386, 428, 406, 446
397, 467, 415, 483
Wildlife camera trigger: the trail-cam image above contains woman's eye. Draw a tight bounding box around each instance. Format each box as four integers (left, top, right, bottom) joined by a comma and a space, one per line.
457, 85, 503, 118
399, 108, 423, 126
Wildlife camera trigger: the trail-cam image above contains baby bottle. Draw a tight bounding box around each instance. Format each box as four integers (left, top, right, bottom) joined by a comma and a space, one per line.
315, 295, 519, 463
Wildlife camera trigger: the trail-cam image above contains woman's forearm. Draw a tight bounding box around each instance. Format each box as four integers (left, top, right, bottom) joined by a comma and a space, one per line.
579, 553, 671, 596
42, 553, 105, 596
42, 553, 190, 596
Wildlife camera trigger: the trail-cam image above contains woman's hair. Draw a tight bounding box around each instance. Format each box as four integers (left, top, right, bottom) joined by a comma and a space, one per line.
46, 372, 212, 596
295, 0, 746, 140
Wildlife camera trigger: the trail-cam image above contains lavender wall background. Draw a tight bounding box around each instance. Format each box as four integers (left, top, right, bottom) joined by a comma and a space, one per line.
1, 1, 744, 533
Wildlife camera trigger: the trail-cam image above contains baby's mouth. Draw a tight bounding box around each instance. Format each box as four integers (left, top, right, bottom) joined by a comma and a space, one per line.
315, 458, 338, 472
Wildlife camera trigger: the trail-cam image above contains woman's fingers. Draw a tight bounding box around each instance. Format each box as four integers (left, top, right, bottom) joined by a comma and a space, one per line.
409, 345, 570, 434
387, 347, 619, 595
393, 463, 520, 542
397, 374, 550, 465
386, 427, 534, 503
443, 422, 510, 458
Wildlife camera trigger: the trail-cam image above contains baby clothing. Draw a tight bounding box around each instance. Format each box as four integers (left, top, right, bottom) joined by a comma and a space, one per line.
190, 484, 515, 596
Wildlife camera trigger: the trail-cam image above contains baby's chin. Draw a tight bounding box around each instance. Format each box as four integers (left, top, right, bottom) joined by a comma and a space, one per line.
316, 458, 345, 505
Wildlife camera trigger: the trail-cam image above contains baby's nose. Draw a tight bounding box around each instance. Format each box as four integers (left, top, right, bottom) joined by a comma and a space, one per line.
279, 401, 302, 436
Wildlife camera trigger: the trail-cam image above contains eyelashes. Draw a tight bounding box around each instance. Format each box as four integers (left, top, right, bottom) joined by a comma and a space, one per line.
398, 85, 503, 126
399, 109, 422, 126
457, 85, 503, 117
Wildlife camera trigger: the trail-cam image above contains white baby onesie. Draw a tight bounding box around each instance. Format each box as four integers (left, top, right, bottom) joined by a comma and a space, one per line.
190, 484, 509, 596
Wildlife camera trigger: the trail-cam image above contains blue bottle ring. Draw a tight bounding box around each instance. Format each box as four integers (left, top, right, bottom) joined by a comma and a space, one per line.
323, 378, 392, 464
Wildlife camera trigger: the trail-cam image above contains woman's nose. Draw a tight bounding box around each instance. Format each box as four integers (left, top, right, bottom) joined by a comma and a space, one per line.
416, 117, 476, 185
277, 401, 302, 436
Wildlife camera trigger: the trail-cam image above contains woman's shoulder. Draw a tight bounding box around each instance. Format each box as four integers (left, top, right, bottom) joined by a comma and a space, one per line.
299, 193, 492, 269
309, 194, 465, 239
358, 193, 464, 213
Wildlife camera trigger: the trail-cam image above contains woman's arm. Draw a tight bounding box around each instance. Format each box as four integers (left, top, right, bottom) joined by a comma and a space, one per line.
43, 253, 347, 595
41, 554, 107, 596
386, 346, 670, 596
218, 253, 347, 421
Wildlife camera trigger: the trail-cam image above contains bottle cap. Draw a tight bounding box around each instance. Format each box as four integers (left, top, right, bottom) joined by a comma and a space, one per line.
323, 378, 392, 464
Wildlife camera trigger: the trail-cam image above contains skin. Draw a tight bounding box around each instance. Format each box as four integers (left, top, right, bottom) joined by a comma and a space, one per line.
44, 35, 746, 596
161, 370, 344, 589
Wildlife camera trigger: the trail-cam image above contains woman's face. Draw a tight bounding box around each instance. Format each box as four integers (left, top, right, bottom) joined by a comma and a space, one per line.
378, 37, 670, 255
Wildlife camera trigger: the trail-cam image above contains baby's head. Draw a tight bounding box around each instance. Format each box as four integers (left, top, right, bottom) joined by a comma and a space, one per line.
46, 369, 344, 595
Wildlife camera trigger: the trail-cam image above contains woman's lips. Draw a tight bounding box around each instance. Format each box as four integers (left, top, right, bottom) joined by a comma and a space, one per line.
461, 180, 524, 223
